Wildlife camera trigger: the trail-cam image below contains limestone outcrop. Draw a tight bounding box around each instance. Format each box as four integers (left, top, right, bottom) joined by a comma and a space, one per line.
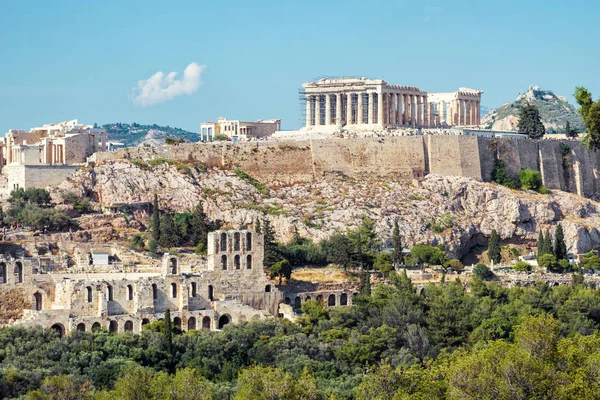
52, 159, 600, 259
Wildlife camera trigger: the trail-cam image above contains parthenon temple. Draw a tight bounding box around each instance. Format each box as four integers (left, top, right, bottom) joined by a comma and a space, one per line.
302, 77, 483, 130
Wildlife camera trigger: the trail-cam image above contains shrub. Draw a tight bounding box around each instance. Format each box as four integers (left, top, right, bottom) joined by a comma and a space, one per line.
130, 234, 145, 251
445, 259, 464, 272
164, 137, 185, 145
538, 253, 559, 272
513, 260, 532, 272
62, 193, 93, 214
234, 169, 269, 196
473, 263, 493, 280
213, 134, 228, 141
519, 169, 543, 192
492, 160, 519, 189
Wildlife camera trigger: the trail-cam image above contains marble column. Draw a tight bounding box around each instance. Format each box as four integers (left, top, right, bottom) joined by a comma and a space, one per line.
357, 93, 364, 124
423, 96, 429, 126
411, 95, 416, 126
457, 100, 462, 125
416, 96, 422, 126
346, 93, 353, 124
368, 93, 374, 124
476, 101, 481, 125
315, 95, 322, 126
377, 93, 384, 125
336, 93, 342, 125
305, 96, 312, 127
398, 94, 404, 125
325, 94, 332, 125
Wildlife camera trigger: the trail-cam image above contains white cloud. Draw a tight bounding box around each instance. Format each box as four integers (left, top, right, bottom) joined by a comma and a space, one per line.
131, 62, 206, 107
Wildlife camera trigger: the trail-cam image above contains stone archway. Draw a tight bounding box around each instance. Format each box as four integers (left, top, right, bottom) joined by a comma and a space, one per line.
92, 322, 101, 331
33, 292, 43, 311
14, 262, 23, 283
202, 316, 211, 330
76, 323, 86, 332
218, 314, 231, 329
328, 294, 336, 306
108, 320, 118, 334
188, 317, 197, 331
124, 321, 133, 332
51, 323, 65, 337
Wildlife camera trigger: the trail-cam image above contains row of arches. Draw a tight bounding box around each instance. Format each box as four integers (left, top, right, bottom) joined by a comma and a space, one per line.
287, 293, 351, 309
219, 232, 252, 253
87, 284, 135, 303
221, 254, 252, 270
0, 261, 23, 284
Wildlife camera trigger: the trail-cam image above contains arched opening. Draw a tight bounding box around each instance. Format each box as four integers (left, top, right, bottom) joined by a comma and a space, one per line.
208, 285, 214, 301
265, 285, 271, 293
246, 232, 252, 250
234, 232, 240, 251
108, 320, 118, 334
220, 233, 227, 252
173, 317, 181, 329
0, 262, 6, 284
127, 285, 133, 301
252, 314, 261, 321
221, 255, 227, 270
188, 317, 196, 330
14, 262, 23, 283
202, 316, 211, 330
86, 286, 93, 303
316, 295, 323, 304
171, 283, 177, 298
152, 284, 158, 300
51, 323, 65, 337
92, 322, 101, 331
246, 255, 252, 269
142, 318, 150, 326
191, 282, 197, 297
76, 323, 86, 332
107, 285, 113, 301
124, 320, 133, 332
234, 255, 240, 270
170, 258, 178, 274
239, 315, 247, 322
340, 293, 348, 306
218, 314, 230, 329
33, 292, 42, 311
328, 294, 336, 306
285, 297, 291, 305
294, 296, 301, 309
305, 296, 311, 302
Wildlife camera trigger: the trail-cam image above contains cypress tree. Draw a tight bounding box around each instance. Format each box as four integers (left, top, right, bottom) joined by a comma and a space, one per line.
164, 309, 173, 369
544, 229, 554, 257
158, 214, 181, 248
262, 218, 280, 268
151, 194, 160, 241
189, 201, 209, 249
255, 217, 261, 234
565, 121, 572, 137
488, 229, 501, 264
518, 103, 546, 139
554, 224, 568, 261
537, 230, 545, 260
391, 218, 403, 268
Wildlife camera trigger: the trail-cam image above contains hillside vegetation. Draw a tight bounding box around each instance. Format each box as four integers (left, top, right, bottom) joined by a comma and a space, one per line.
102, 122, 198, 147
482, 85, 584, 133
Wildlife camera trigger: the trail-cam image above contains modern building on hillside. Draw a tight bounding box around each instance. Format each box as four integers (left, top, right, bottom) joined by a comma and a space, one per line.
301, 77, 483, 130
200, 117, 281, 142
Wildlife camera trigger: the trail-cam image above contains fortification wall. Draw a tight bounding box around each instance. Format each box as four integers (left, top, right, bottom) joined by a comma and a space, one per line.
93, 136, 600, 198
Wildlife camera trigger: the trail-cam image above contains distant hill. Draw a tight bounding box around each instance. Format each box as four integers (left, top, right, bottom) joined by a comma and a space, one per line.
102, 123, 198, 147
481, 86, 584, 134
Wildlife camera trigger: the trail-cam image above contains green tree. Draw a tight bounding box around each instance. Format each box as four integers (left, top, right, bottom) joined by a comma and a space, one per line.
518, 103, 546, 139
544, 229, 554, 257
171, 367, 213, 400
539, 253, 560, 272
519, 169, 543, 191
487, 229, 501, 265
373, 252, 393, 276
537, 230, 545, 260
151, 194, 160, 241
189, 201, 210, 251
269, 259, 292, 284
565, 121, 578, 138
391, 218, 403, 267
473, 264, 493, 280
575, 86, 600, 150
158, 214, 181, 248
554, 224, 567, 261
164, 308, 173, 368
326, 233, 356, 270
262, 218, 281, 268
410, 244, 447, 266
234, 365, 296, 400
580, 252, 600, 270
355, 363, 401, 400
164, 137, 185, 145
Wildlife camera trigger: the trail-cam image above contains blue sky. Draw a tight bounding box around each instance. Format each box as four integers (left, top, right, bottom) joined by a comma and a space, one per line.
0, 0, 598, 133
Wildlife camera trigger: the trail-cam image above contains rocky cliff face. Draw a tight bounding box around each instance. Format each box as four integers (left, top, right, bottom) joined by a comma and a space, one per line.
52, 159, 600, 259
482, 86, 584, 133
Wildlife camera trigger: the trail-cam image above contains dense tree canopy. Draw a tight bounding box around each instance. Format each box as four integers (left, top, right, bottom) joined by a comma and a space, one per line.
518, 103, 546, 139
575, 86, 600, 150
